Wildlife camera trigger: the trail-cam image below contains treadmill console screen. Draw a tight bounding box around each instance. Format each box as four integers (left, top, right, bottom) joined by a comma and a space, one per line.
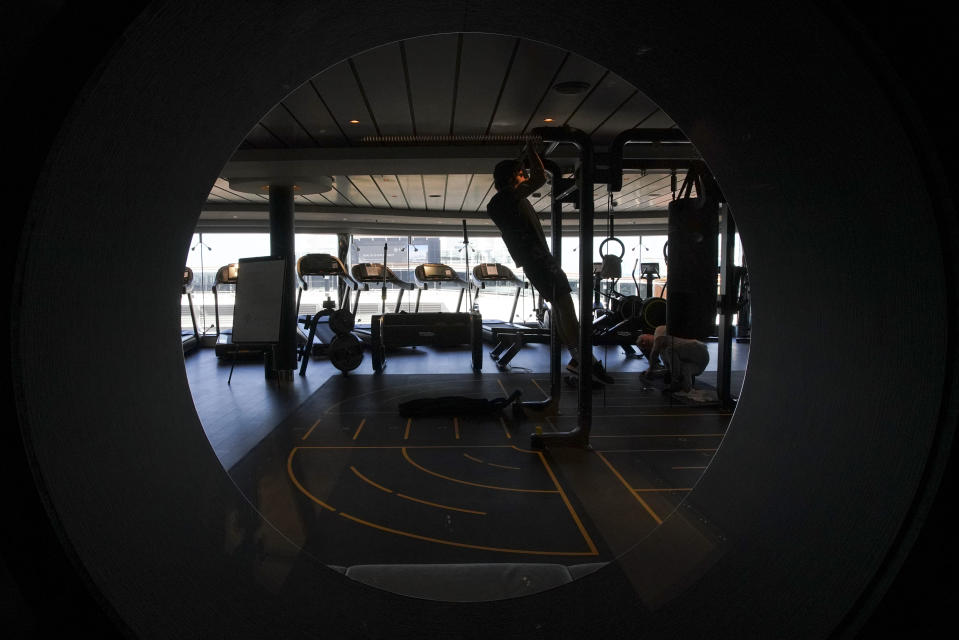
299, 254, 342, 276
421, 264, 455, 280
475, 263, 511, 280
640, 262, 660, 277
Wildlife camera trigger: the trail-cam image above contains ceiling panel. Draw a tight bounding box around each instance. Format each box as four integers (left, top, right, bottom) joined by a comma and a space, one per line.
347, 174, 391, 209
372, 174, 409, 208
255, 104, 305, 147
637, 108, 676, 129
351, 42, 414, 136
488, 39, 566, 134
297, 191, 335, 207
565, 71, 639, 137
525, 52, 607, 131
460, 175, 495, 212
422, 175, 448, 210
326, 176, 367, 206
452, 34, 518, 135
205, 33, 695, 233
241, 122, 283, 149
444, 174, 472, 211
590, 94, 665, 146
404, 34, 459, 136
313, 61, 377, 142
397, 174, 426, 210
283, 80, 349, 147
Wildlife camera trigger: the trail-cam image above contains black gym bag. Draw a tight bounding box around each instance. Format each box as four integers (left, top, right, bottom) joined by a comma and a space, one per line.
398, 390, 522, 417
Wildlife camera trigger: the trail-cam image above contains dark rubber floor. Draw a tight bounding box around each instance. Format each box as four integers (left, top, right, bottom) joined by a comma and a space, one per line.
228, 373, 733, 568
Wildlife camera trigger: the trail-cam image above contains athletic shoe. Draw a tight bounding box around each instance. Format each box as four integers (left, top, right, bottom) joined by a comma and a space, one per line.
566, 358, 615, 384
591, 360, 615, 384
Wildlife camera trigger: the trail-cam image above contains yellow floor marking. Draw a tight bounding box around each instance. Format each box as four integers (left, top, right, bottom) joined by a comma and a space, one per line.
463, 453, 518, 471
350, 466, 393, 493
404, 418, 411, 440
595, 450, 662, 525
509, 444, 537, 454
530, 377, 548, 398
394, 493, 487, 515
402, 448, 556, 494
500, 417, 511, 439
496, 378, 508, 396
286, 448, 336, 512
535, 451, 598, 555
454, 417, 460, 440
302, 419, 322, 441
351, 465, 487, 515
338, 512, 595, 556
352, 418, 366, 440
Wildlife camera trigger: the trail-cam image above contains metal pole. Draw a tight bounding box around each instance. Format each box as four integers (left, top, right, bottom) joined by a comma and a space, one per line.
269, 184, 296, 380
717, 205, 737, 409
528, 128, 593, 449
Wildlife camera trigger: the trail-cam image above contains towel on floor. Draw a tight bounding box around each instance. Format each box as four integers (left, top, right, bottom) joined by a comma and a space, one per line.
671, 389, 718, 404
399, 390, 522, 417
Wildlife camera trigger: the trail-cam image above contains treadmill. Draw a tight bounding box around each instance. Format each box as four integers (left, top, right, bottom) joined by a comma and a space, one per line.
369, 262, 482, 372
470, 263, 550, 369
350, 261, 420, 321
296, 253, 359, 358
181, 266, 199, 355
212, 262, 265, 360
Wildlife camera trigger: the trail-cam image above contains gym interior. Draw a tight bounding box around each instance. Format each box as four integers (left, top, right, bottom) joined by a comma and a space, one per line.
7, 2, 958, 639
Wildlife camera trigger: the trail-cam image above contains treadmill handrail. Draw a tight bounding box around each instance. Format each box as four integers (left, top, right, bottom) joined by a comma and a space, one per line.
212, 262, 239, 292
296, 253, 359, 290
182, 266, 194, 294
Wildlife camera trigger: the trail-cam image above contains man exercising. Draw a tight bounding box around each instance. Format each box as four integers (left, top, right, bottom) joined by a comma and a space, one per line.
487, 143, 613, 384
638, 325, 709, 392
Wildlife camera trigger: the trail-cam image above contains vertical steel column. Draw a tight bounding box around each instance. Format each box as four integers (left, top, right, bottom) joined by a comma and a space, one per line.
576, 145, 594, 438
337, 232, 350, 309
548, 164, 563, 403
717, 205, 737, 409
269, 184, 296, 379
529, 128, 593, 449
518, 160, 565, 413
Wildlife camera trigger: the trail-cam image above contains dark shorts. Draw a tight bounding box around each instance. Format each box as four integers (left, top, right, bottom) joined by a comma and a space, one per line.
522, 246, 571, 303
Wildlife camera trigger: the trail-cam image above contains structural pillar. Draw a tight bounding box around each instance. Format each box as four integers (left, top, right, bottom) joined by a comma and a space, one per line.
269, 184, 297, 379
717, 205, 737, 409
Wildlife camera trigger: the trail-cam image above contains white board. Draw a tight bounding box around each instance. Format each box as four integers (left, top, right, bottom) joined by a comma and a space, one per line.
232, 256, 286, 344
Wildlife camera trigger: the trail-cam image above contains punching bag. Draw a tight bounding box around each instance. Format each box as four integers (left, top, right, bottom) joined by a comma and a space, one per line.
666, 168, 719, 340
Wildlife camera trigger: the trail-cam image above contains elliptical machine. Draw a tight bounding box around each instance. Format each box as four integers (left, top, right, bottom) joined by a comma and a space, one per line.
589, 210, 667, 355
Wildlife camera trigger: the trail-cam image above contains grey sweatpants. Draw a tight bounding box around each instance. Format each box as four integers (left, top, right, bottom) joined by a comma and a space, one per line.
663, 339, 710, 391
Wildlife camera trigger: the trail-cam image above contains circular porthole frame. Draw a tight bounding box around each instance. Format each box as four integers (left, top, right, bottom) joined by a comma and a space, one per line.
10, 2, 958, 638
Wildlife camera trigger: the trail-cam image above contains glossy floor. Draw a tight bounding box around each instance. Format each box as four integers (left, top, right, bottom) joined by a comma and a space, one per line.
185, 337, 748, 601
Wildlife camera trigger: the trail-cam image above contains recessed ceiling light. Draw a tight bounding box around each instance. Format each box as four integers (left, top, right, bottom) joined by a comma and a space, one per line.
543, 118, 554, 122
349, 119, 360, 124
553, 81, 590, 95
